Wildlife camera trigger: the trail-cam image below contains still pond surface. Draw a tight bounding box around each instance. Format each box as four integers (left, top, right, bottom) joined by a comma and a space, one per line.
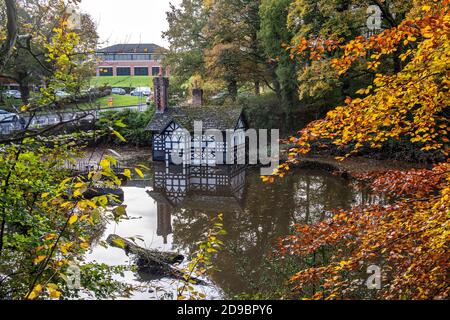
87, 162, 372, 299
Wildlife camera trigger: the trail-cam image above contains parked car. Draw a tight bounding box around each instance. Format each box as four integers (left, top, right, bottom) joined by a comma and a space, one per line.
210, 91, 229, 104
55, 90, 70, 98
130, 87, 151, 96
112, 88, 126, 95
0, 109, 20, 123
2, 90, 21, 99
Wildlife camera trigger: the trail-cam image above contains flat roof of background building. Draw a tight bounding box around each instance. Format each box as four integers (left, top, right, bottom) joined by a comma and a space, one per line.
97, 43, 166, 54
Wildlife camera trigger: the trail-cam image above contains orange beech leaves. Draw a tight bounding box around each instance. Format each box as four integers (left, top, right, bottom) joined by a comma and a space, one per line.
278, 162, 450, 300
272, 0, 450, 300
275, 0, 449, 167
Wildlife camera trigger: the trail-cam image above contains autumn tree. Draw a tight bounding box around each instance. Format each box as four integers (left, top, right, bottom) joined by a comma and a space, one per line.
259, 0, 299, 128
0, 0, 141, 300
164, 0, 277, 100
163, 0, 209, 86
270, 0, 450, 299
203, 0, 270, 100
0, 0, 98, 104
287, 0, 413, 104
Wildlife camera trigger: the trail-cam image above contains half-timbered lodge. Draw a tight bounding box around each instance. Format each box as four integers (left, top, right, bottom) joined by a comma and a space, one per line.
146, 76, 247, 166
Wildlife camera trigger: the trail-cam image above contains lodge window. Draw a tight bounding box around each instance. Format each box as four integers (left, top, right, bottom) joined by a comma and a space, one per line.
152, 67, 161, 76
153, 135, 164, 151
134, 67, 149, 76
116, 67, 131, 76
98, 67, 113, 76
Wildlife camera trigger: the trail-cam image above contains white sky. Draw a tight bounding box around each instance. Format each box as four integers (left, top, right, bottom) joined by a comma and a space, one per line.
78, 0, 182, 49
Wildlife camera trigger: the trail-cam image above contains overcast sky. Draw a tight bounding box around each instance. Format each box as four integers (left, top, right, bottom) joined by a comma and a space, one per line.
78, 0, 182, 48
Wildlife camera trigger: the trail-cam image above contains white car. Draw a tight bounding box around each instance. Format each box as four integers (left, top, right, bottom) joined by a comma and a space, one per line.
130, 87, 151, 96
0, 109, 19, 123
112, 88, 126, 95
55, 90, 70, 98
3, 90, 21, 99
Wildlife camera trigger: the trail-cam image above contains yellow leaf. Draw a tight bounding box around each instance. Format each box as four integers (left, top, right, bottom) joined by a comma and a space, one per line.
74, 182, 85, 188
68, 215, 78, 225
47, 284, 61, 299
112, 130, 126, 142
112, 238, 126, 249
80, 242, 89, 250
123, 169, 131, 179
134, 168, 144, 178
100, 159, 110, 170
34, 255, 46, 264
44, 233, 57, 241
28, 284, 43, 300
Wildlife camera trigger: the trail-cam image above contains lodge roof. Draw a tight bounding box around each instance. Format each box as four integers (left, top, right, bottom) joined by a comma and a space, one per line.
97, 43, 165, 54
145, 106, 245, 133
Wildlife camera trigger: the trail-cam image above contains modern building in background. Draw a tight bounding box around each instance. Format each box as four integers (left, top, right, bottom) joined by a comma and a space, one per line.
95, 43, 169, 77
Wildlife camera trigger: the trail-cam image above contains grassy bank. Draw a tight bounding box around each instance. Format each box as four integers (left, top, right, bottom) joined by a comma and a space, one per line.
90, 76, 154, 88
93, 94, 142, 108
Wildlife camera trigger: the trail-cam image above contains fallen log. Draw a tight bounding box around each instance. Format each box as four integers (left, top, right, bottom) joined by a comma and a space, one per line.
106, 234, 207, 285
107, 234, 184, 265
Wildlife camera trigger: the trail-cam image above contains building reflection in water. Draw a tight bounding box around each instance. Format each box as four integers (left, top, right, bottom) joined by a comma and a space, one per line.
141, 163, 378, 297
147, 163, 247, 244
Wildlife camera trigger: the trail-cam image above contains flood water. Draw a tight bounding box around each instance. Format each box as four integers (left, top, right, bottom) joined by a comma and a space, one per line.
86, 162, 370, 300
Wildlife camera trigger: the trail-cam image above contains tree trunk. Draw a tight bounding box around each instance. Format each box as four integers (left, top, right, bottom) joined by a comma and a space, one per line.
254, 80, 260, 96
107, 234, 207, 285
0, 0, 18, 70
107, 234, 184, 266
228, 78, 238, 101
17, 72, 30, 104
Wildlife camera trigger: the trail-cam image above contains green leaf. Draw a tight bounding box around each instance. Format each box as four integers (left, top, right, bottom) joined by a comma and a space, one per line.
114, 120, 127, 128
113, 205, 127, 222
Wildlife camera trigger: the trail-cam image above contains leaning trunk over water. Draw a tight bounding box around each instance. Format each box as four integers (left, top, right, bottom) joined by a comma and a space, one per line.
107, 234, 207, 285
107, 234, 184, 265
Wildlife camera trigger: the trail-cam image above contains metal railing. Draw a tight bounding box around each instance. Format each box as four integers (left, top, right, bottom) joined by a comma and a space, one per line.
60, 159, 124, 174
0, 104, 151, 135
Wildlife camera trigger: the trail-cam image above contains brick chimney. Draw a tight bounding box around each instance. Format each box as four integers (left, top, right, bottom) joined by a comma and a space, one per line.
154, 75, 169, 113
192, 88, 203, 106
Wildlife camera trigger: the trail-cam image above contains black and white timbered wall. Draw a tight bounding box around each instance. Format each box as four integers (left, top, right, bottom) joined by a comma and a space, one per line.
151, 115, 247, 166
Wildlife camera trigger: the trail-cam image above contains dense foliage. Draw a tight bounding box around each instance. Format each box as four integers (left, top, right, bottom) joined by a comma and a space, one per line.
97, 108, 154, 147
0, 0, 97, 104
0, 1, 143, 299
270, 0, 449, 300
